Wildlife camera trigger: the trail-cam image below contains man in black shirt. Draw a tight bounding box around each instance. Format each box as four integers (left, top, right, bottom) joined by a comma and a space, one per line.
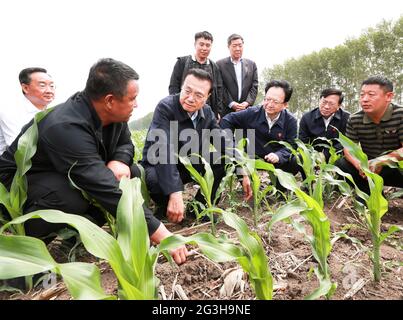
168, 31, 224, 118
299, 88, 350, 160
0, 58, 188, 264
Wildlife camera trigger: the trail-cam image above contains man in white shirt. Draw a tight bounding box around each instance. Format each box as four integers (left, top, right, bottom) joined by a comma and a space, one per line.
0, 67, 55, 154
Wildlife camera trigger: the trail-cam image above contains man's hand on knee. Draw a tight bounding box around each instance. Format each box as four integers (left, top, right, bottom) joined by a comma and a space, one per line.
167, 192, 184, 223
107, 160, 131, 181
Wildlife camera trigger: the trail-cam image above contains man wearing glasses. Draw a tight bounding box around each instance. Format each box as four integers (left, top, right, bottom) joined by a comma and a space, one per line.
298, 88, 350, 160
0, 67, 55, 155
220, 80, 298, 175
142, 68, 252, 224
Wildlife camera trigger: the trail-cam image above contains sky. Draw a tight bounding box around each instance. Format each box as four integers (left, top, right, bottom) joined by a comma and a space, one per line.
1, 0, 402, 120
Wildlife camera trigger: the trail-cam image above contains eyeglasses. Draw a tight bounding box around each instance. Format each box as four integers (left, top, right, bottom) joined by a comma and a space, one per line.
181, 87, 207, 101
264, 98, 284, 106
320, 98, 337, 108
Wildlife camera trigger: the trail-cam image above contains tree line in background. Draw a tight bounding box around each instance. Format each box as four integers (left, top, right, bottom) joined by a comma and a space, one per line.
131, 17, 402, 128
260, 17, 402, 117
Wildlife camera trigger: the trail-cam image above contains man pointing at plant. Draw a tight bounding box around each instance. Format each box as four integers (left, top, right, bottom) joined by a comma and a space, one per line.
0, 58, 188, 265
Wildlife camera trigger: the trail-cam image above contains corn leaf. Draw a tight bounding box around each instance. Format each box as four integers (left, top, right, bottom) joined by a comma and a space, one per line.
0, 234, 112, 300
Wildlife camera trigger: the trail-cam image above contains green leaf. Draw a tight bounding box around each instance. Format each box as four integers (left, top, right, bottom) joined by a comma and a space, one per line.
0, 234, 57, 278
379, 225, 403, 244
58, 262, 115, 300
267, 199, 307, 230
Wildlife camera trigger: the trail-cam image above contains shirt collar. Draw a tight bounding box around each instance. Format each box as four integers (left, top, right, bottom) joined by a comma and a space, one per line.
188, 110, 199, 121
265, 110, 284, 129
230, 57, 243, 65
363, 103, 394, 124
313, 107, 341, 121
192, 54, 210, 65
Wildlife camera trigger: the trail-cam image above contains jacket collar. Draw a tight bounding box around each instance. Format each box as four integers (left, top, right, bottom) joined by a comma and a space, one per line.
80, 91, 103, 130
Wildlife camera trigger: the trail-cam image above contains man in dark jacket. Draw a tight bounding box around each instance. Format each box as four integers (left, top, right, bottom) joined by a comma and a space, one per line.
299, 88, 350, 160
221, 80, 298, 175
216, 34, 258, 116
143, 68, 251, 224
0, 58, 187, 264
168, 31, 224, 118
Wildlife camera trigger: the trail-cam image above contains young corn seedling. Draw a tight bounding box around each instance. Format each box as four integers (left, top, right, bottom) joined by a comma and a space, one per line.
1, 177, 273, 299
267, 169, 337, 300
231, 139, 277, 226
338, 132, 403, 282
0, 110, 51, 235
179, 154, 235, 235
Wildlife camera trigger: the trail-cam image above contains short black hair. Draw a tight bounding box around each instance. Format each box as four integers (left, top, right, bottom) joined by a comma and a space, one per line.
19, 67, 47, 85
264, 80, 293, 103
320, 88, 344, 105
361, 75, 393, 93
195, 31, 213, 42
85, 58, 139, 101
227, 33, 244, 46
183, 68, 213, 94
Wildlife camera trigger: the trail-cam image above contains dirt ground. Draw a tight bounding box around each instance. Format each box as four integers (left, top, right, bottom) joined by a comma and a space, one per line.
1, 186, 402, 301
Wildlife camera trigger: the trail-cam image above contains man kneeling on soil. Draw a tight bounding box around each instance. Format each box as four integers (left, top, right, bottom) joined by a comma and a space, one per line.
141, 68, 252, 223
0, 58, 188, 267
336, 75, 403, 193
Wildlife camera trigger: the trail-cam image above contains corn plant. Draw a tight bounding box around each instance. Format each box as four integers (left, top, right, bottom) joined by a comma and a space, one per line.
0, 110, 51, 235
231, 140, 277, 226
267, 169, 337, 299
179, 154, 235, 235
0, 177, 273, 299
338, 132, 403, 282
166, 208, 274, 299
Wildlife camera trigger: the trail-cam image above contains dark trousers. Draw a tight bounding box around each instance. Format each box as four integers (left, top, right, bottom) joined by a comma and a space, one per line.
336, 157, 403, 194
145, 161, 226, 217
16, 165, 142, 239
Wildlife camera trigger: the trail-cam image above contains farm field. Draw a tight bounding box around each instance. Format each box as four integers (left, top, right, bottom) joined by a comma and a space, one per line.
1, 183, 401, 301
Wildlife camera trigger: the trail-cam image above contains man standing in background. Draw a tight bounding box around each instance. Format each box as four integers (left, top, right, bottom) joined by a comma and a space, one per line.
168, 31, 224, 118
217, 34, 258, 116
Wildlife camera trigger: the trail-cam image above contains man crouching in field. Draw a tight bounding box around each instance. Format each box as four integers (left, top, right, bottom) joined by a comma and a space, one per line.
141, 68, 252, 224
336, 75, 403, 193
0, 58, 188, 267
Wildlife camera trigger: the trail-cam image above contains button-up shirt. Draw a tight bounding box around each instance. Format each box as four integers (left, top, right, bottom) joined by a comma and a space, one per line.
0, 94, 46, 155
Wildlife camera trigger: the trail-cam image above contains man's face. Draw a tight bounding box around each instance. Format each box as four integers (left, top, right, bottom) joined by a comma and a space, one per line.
194, 37, 212, 61
360, 84, 394, 117
22, 72, 55, 108
180, 74, 211, 113
229, 38, 243, 61
263, 87, 287, 118
319, 94, 340, 118
110, 80, 139, 123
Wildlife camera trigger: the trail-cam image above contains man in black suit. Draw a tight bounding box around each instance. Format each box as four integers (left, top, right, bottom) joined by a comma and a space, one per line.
142, 68, 252, 224
216, 34, 258, 116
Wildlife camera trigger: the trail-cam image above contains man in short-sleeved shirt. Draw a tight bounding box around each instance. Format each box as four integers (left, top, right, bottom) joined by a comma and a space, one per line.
336, 75, 403, 193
